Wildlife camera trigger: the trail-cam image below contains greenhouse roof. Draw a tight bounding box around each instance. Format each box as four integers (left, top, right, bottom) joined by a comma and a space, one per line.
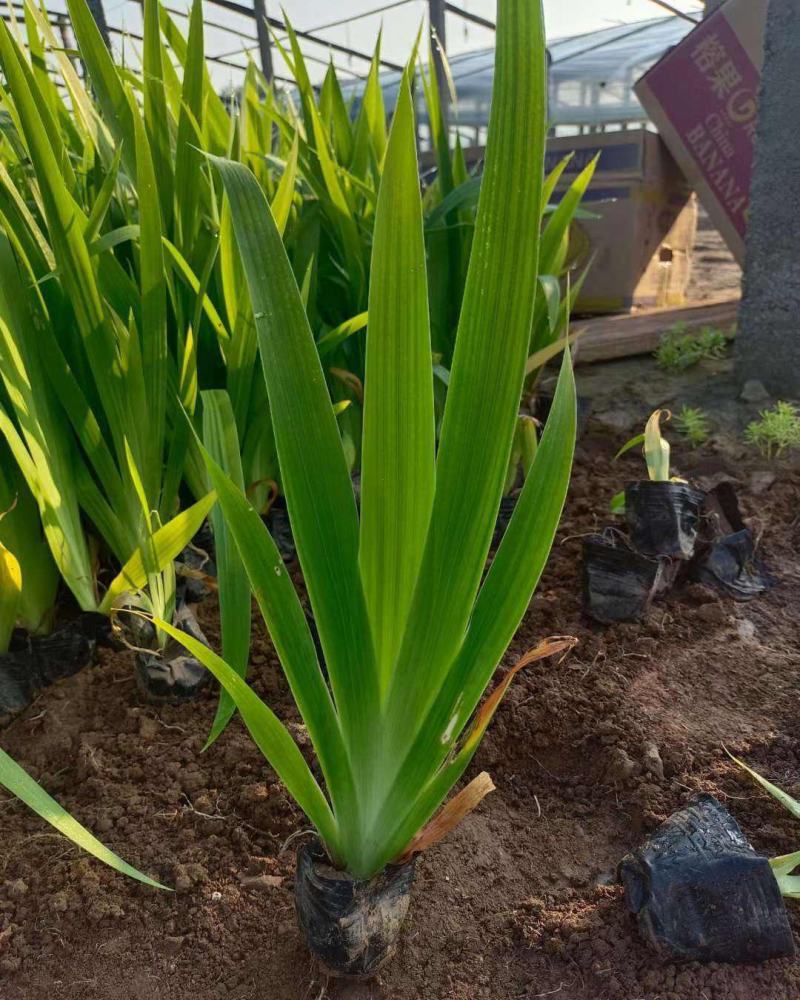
338, 14, 696, 132
549, 15, 695, 128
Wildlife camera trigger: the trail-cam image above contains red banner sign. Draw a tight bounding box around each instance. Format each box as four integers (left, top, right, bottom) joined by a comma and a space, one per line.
644, 15, 759, 240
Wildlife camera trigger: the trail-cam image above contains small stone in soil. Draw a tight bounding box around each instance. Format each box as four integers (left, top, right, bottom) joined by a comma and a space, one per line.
740, 379, 770, 403
138, 716, 159, 739
240, 874, 284, 891
737, 618, 757, 641
695, 603, 727, 625
642, 742, 665, 781
605, 746, 640, 783
49, 891, 69, 913
164, 935, 185, 954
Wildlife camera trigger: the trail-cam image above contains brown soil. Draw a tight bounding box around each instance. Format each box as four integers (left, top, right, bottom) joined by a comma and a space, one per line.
2, 359, 800, 1000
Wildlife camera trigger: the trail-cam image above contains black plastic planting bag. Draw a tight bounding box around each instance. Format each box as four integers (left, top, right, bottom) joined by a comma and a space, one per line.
533, 389, 591, 437
493, 495, 518, 549
619, 793, 794, 964
295, 837, 416, 977
625, 481, 704, 560
135, 605, 210, 703
176, 543, 217, 605
263, 497, 295, 563
0, 615, 105, 718
692, 485, 773, 598
582, 531, 663, 623
694, 528, 773, 599
702, 480, 746, 536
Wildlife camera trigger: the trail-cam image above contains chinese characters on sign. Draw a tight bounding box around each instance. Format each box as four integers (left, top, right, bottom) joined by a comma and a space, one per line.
644, 16, 759, 240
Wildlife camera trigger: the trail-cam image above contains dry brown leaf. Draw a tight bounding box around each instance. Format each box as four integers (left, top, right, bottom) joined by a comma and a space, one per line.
396, 772, 495, 863
461, 635, 578, 756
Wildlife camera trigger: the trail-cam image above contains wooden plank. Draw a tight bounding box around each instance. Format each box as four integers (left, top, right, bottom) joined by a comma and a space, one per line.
573, 296, 739, 365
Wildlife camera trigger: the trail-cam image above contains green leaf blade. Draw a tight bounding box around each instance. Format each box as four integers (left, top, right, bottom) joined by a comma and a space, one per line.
385, 0, 549, 740
132, 106, 168, 506
201, 155, 379, 828
201, 390, 252, 747
359, 74, 435, 692
0, 747, 166, 889
371, 351, 576, 869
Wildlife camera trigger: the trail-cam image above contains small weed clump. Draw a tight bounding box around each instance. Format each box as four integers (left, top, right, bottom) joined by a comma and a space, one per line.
655, 324, 729, 371
675, 405, 711, 447
745, 402, 800, 458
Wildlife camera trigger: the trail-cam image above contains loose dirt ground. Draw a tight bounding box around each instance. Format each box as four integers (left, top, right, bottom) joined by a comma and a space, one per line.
2, 353, 799, 1000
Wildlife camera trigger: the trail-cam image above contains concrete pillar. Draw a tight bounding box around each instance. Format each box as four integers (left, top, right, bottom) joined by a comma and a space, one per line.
735, 0, 800, 396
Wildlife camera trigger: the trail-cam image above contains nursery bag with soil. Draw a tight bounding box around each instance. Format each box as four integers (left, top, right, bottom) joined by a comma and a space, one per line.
694, 527, 773, 599
263, 497, 295, 563
176, 543, 217, 605
295, 837, 416, 977
693, 483, 773, 598
0, 615, 106, 718
619, 793, 794, 963
583, 531, 664, 623
493, 494, 519, 549
135, 605, 211, 703
533, 388, 591, 437
625, 481, 704, 559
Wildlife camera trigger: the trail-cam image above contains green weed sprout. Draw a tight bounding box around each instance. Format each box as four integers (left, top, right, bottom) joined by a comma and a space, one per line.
655, 324, 728, 371
675, 405, 711, 447
745, 402, 800, 458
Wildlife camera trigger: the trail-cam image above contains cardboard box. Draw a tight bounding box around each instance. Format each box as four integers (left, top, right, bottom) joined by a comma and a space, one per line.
455, 129, 697, 314
546, 129, 697, 314
635, 0, 768, 264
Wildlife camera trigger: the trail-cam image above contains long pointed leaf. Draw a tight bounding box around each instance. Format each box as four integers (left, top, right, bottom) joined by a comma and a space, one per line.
385, 0, 548, 741
359, 73, 435, 691
206, 155, 379, 791
201, 390, 252, 746
153, 619, 341, 856
0, 747, 166, 888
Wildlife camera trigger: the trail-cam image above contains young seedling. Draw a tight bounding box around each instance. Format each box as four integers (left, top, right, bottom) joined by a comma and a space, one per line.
610, 410, 702, 560
0, 458, 58, 652
675, 405, 711, 448
611, 409, 680, 512
0, 524, 20, 655
745, 401, 800, 459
